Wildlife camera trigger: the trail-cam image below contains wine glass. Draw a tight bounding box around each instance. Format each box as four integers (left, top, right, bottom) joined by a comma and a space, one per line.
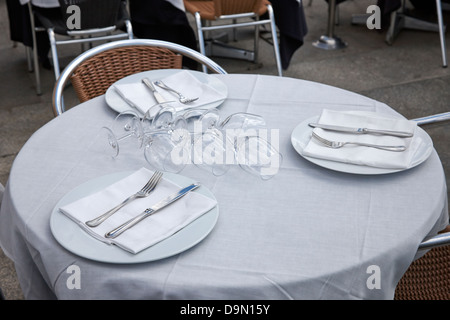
143, 105, 191, 173
219, 112, 267, 131
191, 109, 230, 176
96, 110, 143, 158
220, 112, 282, 180
234, 134, 283, 180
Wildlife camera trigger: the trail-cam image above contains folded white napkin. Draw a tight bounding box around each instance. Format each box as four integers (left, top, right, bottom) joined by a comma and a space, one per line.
113, 70, 226, 116
302, 109, 421, 169
59, 168, 217, 254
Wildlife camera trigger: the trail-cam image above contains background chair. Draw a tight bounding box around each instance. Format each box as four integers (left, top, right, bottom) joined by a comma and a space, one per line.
350, 0, 447, 67
395, 111, 450, 300
184, 0, 283, 76
395, 226, 450, 300
70, 45, 182, 103
385, 0, 447, 68
52, 39, 227, 116
28, 0, 133, 95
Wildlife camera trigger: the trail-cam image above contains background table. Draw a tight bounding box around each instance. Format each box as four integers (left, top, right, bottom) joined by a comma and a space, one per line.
0, 74, 448, 299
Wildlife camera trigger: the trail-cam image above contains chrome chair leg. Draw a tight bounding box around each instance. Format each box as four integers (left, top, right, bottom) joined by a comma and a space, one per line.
125, 20, 134, 39
28, 2, 41, 95
268, 5, 283, 77
254, 16, 260, 64
195, 12, 208, 73
436, 0, 447, 67
48, 28, 61, 80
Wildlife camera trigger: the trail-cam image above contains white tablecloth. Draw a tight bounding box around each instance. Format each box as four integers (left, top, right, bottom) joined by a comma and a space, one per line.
0, 74, 448, 300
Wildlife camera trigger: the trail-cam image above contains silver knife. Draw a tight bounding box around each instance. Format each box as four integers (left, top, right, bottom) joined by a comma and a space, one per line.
142, 77, 167, 104
308, 123, 413, 138
114, 86, 141, 112
104, 183, 200, 239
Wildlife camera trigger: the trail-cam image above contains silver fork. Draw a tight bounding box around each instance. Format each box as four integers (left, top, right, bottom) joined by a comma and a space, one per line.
312, 131, 406, 152
85, 171, 163, 227
154, 80, 199, 104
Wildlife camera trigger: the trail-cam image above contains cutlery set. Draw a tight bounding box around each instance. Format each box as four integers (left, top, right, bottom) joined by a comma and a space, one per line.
311, 131, 406, 152
142, 78, 167, 104
308, 123, 413, 138
154, 80, 199, 104
104, 183, 200, 239
85, 170, 200, 239
142, 77, 198, 105
308, 122, 413, 152
85, 171, 163, 227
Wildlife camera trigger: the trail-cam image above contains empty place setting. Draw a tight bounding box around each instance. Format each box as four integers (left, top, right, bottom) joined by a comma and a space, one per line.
0, 0, 449, 302
0, 56, 447, 299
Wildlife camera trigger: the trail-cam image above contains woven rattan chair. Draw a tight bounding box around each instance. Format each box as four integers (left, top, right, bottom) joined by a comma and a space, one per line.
52, 39, 227, 116
394, 112, 450, 300
184, 0, 282, 76
395, 226, 450, 300
28, 0, 133, 95
70, 45, 183, 103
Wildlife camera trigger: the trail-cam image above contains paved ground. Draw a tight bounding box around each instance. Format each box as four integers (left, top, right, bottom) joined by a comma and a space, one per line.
0, 0, 449, 300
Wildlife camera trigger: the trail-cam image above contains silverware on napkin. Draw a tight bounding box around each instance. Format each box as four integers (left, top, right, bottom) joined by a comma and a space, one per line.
85, 171, 163, 227
104, 183, 200, 239
308, 123, 413, 138
154, 80, 199, 104
142, 77, 167, 104
114, 86, 141, 112
312, 131, 406, 152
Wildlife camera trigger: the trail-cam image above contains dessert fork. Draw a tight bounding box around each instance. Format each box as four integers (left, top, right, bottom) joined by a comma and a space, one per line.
85, 171, 163, 227
312, 131, 406, 152
154, 80, 198, 104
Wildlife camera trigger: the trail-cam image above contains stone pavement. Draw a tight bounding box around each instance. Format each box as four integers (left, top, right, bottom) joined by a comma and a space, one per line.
0, 0, 448, 300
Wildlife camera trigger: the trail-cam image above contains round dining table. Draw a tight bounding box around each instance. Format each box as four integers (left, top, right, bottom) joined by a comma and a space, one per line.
0, 73, 448, 300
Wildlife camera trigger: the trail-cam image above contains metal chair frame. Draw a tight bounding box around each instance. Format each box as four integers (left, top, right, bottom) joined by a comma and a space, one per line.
386, 0, 447, 68
28, 1, 134, 95
394, 112, 450, 300
52, 39, 227, 116
412, 111, 450, 251
352, 0, 447, 67
186, 0, 283, 76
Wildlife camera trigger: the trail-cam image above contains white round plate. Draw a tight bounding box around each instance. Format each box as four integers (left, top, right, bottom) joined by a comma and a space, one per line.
104, 69, 228, 116
50, 171, 219, 264
291, 113, 433, 175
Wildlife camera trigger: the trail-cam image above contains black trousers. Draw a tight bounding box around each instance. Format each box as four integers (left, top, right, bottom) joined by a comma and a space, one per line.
6, 0, 54, 66
129, 0, 199, 70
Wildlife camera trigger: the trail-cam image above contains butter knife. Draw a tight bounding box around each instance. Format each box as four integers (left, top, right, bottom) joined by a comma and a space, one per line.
142, 77, 167, 104
105, 183, 200, 239
113, 86, 141, 112
308, 123, 413, 138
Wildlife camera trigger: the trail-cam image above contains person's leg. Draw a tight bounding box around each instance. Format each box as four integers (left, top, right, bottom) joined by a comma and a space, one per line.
130, 0, 199, 70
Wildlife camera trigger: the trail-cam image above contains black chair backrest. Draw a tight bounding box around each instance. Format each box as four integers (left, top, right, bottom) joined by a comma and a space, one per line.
58, 0, 122, 30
